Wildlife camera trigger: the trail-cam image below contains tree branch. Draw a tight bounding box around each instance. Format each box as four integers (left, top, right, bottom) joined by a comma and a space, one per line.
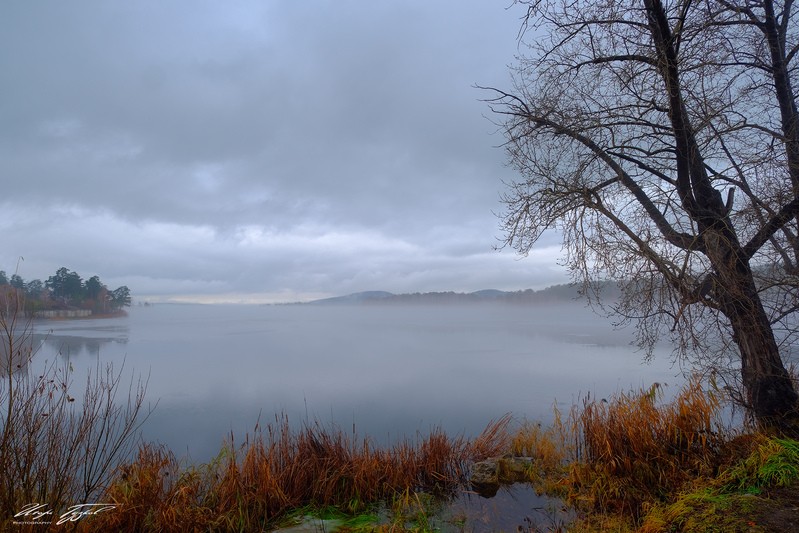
743, 196, 799, 259
482, 86, 702, 251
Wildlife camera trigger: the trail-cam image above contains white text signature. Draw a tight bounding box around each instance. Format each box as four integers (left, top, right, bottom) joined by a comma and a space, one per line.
14, 502, 117, 525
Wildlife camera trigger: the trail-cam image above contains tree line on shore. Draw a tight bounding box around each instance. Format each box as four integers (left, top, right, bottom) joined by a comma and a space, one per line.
0, 266, 131, 316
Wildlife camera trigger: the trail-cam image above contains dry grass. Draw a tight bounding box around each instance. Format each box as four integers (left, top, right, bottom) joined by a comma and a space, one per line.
503, 379, 799, 532
80, 414, 512, 532
511, 406, 572, 493
505, 380, 727, 517
564, 378, 727, 519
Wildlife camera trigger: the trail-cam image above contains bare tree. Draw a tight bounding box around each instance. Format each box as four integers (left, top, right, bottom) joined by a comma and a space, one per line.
484, 0, 799, 430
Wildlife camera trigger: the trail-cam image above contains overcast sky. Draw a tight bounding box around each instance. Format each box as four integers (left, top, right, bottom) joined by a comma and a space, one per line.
0, 1, 567, 303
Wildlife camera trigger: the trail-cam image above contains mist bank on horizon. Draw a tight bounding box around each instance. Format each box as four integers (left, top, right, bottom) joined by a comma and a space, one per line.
133, 282, 617, 306
294, 282, 622, 306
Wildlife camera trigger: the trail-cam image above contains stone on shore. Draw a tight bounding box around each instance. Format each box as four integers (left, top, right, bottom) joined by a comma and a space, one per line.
470, 456, 534, 497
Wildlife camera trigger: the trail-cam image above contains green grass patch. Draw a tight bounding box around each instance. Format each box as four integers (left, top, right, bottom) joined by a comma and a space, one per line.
721, 437, 799, 494
639, 487, 760, 533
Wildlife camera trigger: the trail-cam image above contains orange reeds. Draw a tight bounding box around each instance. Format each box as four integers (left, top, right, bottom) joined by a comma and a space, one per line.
81, 413, 512, 532
568, 378, 726, 518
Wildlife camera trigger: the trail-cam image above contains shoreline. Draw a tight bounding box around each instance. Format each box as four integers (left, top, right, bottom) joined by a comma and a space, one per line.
32, 309, 128, 321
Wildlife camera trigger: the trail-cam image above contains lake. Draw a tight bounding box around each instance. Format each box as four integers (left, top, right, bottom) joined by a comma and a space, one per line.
29, 301, 680, 461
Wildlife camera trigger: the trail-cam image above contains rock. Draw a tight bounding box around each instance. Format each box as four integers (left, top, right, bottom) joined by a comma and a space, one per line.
470, 457, 535, 498
470, 459, 500, 497
498, 456, 534, 483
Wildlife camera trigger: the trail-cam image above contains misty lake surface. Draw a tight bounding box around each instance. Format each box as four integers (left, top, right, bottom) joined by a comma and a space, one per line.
30, 302, 681, 461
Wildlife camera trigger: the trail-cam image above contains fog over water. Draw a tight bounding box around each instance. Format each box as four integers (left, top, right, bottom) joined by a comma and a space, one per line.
31, 302, 680, 460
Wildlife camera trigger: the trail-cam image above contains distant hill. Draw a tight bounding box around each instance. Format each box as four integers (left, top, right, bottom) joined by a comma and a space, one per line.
304, 283, 620, 305
307, 291, 394, 305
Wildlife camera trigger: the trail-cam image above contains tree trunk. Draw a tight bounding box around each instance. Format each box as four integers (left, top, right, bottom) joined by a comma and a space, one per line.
733, 316, 798, 431
716, 258, 799, 432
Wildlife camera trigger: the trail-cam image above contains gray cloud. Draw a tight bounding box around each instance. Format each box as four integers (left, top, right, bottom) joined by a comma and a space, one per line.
0, 1, 567, 302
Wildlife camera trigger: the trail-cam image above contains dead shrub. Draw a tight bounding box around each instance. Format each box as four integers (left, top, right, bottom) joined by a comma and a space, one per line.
0, 288, 149, 531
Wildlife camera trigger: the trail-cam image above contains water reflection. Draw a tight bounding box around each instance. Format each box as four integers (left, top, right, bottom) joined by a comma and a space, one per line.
444, 485, 575, 532
28, 317, 129, 361
31, 333, 128, 359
